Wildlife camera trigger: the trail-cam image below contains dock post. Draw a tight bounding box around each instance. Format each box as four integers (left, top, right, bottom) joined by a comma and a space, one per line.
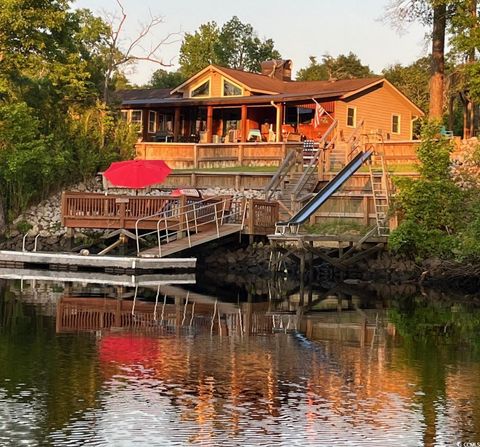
299, 242, 305, 305
66, 227, 74, 250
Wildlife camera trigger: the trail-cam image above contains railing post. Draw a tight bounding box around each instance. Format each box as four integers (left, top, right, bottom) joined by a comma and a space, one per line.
178, 195, 186, 239
248, 198, 255, 234
193, 144, 198, 169
214, 203, 220, 237
238, 144, 244, 166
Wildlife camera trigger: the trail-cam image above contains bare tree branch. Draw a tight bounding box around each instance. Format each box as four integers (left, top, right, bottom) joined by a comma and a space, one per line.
102, 0, 181, 102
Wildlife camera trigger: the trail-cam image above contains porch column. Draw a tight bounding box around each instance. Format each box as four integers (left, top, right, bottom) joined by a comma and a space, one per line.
275, 103, 284, 142
206, 105, 213, 143
240, 105, 248, 142
173, 107, 181, 142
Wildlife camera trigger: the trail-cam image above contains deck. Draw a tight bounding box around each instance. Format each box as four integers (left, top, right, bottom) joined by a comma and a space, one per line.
0, 250, 196, 271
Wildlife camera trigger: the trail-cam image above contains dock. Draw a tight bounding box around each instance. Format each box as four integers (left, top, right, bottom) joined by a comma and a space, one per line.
0, 250, 196, 272
0, 267, 196, 288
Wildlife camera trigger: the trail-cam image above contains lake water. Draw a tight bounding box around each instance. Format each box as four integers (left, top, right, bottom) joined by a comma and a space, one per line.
1, 276, 480, 446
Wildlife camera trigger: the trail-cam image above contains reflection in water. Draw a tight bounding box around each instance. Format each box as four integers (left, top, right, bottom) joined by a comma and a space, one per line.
0, 278, 480, 445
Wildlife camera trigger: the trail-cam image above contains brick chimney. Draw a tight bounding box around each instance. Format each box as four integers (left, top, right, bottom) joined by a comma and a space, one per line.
261, 59, 292, 81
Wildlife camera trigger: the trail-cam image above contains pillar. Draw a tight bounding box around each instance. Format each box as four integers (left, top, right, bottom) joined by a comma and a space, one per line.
206, 105, 213, 143
173, 107, 181, 142
240, 105, 248, 142
275, 103, 283, 142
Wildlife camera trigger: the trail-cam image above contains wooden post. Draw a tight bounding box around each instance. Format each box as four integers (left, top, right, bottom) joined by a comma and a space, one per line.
247, 198, 254, 235
238, 144, 244, 166
193, 144, 198, 169
362, 196, 369, 226
240, 105, 248, 142
173, 107, 181, 142
206, 105, 213, 143
275, 103, 283, 143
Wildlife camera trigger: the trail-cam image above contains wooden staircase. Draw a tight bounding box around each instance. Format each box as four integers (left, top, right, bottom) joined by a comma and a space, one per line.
265, 120, 338, 218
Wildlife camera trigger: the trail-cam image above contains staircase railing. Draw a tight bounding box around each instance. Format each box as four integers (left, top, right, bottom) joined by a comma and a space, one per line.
345, 119, 365, 162
291, 120, 338, 201
263, 148, 298, 201
134, 196, 246, 256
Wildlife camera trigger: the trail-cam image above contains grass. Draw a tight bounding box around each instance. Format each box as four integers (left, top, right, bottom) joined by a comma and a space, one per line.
173, 165, 278, 173
303, 220, 370, 236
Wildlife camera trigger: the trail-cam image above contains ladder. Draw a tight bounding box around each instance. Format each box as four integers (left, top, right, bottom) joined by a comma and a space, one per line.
369, 154, 390, 236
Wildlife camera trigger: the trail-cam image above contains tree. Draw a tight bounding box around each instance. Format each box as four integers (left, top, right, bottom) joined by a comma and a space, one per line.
296, 56, 329, 81
179, 17, 281, 77
383, 57, 431, 111
179, 22, 221, 78
149, 69, 187, 89
215, 16, 281, 72
296, 53, 374, 81
101, 0, 178, 102
385, 0, 452, 119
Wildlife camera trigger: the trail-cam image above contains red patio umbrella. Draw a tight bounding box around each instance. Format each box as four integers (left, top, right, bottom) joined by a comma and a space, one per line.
103, 159, 172, 188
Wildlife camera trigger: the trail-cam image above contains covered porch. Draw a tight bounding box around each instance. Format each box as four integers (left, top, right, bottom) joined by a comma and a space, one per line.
123, 99, 335, 145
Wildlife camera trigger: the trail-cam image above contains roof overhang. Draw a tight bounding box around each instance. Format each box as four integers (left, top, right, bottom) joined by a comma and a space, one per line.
121, 92, 345, 108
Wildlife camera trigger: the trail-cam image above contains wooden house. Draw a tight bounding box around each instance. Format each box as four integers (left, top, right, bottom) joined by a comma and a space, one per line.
118, 60, 423, 168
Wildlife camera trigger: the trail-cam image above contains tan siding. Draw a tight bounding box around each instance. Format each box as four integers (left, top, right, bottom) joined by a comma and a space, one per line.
336, 83, 415, 141
181, 69, 252, 98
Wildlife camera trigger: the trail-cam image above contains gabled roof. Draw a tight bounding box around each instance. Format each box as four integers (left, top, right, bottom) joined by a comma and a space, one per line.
119, 64, 424, 116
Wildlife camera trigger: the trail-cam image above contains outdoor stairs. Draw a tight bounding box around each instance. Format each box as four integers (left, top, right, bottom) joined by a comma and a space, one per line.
369, 158, 390, 236
277, 171, 318, 220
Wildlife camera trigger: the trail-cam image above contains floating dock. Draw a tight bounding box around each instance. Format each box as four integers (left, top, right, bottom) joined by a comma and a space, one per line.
0, 267, 196, 288
0, 250, 196, 272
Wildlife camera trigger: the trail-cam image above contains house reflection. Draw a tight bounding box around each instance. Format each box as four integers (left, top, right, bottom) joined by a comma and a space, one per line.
51, 286, 480, 444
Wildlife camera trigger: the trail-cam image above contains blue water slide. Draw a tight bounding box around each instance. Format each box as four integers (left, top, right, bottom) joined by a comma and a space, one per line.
284, 149, 373, 226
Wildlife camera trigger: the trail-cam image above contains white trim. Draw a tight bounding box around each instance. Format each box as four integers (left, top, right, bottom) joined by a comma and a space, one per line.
148, 110, 157, 133
221, 76, 243, 97
346, 106, 356, 128
189, 78, 211, 98
391, 113, 401, 134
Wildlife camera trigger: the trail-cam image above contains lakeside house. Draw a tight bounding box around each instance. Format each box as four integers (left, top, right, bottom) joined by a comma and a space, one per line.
118, 59, 424, 168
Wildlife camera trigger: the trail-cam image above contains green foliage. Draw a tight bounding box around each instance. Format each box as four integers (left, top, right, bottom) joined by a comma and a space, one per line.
179, 16, 281, 77
296, 52, 374, 81
388, 120, 480, 259
382, 57, 430, 111
0, 1, 137, 224
149, 69, 187, 89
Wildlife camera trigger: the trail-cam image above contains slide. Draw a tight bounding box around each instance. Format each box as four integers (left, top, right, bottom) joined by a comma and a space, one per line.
281, 149, 373, 226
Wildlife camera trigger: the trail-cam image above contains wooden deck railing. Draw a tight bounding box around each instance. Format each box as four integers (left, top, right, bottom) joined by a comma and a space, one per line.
61, 191, 279, 235
61, 191, 185, 230
135, 141, 303, 169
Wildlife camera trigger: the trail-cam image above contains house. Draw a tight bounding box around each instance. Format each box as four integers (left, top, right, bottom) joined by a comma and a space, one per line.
120, 59, 423, 145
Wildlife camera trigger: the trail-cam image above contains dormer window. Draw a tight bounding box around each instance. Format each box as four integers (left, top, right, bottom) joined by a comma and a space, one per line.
190, 80, 210, 97
223, 79, 242, 96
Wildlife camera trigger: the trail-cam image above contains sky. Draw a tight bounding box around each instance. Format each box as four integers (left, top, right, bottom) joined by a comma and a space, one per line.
73, 0, 428, 86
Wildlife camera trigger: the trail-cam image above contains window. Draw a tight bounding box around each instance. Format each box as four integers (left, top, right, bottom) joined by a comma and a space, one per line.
392, 114, 400, 134
223, 79, 242, 96
148, 111, 157, 133
120, 110, 128, 121
347, 107, 356, 127
190, 80, 210, 97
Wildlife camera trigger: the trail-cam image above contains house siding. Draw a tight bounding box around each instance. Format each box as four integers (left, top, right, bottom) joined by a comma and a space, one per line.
335, 83, 415, 141
182, 70, 251, 98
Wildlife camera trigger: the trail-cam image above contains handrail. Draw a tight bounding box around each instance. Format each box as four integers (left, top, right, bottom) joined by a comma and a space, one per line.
345, 119, 365, 161
263, 149, 298, 201
134, 195, 216, 254
153, 197, 245, 256
291, 120, 338, 200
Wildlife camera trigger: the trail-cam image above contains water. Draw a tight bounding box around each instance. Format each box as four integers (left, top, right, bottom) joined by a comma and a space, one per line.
1, 278, 480, 446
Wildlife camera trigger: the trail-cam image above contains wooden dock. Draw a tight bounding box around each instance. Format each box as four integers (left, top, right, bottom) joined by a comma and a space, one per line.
0, 267, 195, 287
0, 250, 196, 272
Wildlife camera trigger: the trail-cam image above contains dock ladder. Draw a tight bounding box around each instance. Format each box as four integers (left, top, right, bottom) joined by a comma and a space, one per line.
368, 154, 391, 236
